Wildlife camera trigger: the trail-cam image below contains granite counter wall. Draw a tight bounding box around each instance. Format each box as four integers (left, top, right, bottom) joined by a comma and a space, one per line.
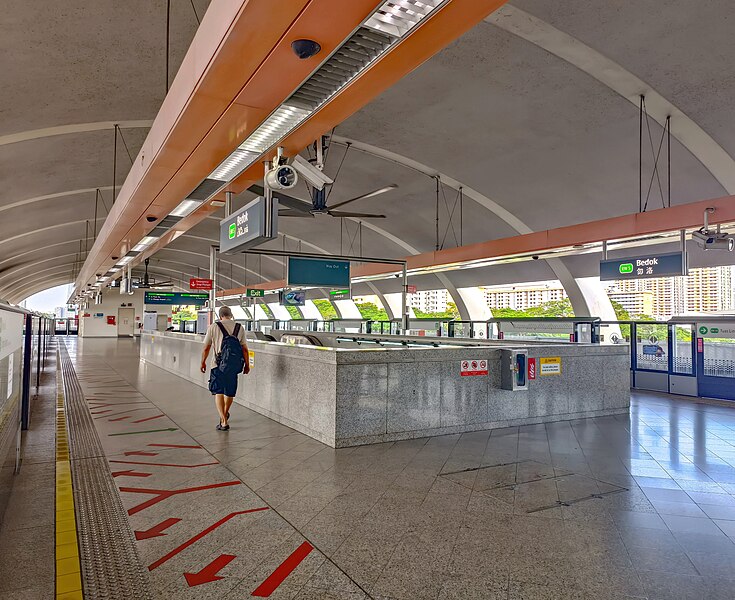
140, 332, 630, 448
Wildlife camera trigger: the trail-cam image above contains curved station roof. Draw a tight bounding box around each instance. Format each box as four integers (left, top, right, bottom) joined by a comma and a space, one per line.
2, 0, 735, 313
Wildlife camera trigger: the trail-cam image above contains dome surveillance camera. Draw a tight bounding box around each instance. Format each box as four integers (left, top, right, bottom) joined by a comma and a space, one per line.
112, 256, 119, 260
146, 215, 158, 222
532, 255, 540, 260
291, 39, 321, 59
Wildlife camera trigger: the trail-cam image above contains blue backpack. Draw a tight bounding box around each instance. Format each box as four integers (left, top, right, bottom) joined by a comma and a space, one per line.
215, 321, 245, 376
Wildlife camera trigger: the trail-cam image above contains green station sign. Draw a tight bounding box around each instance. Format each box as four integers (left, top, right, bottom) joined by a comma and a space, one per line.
144, 292, 209, 306
329, 289, 351, 300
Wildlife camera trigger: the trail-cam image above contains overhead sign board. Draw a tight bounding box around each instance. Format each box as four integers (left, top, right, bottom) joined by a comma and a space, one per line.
287, 257, 350, 288
144, 292, 209, 306
219, 196, 278, 254
189, 278, 213, 290
280, 290, 306, 307
539, 357, 562, 375
698, 323, 735, 339
245, 289, 265, 298
600, 252, 687, 281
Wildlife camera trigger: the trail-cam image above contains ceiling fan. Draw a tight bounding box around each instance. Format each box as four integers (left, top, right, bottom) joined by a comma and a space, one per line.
249, 183, 397, 219
132, 259, 174, 289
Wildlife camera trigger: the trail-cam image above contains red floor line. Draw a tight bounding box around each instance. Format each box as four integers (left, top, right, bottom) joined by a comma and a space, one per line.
251, 541, 314, 597
120, 480, 242, 515
133, 414, 166, 423
148, 507, 269, 570
109, 416, 131, 422
110, 460, 218, 468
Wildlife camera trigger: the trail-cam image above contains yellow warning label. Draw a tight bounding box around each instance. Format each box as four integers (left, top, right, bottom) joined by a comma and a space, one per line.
248, 350, 255, 368
539, 357, 562, 376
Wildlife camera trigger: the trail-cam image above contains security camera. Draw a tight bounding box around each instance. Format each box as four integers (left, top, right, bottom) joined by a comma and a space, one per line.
265, 164, 298, 190
692, 229, 734, 251
291, 155, 334, 191
532, 255, 540, 260
291, 39, 321, 59
146, 215, 158, 222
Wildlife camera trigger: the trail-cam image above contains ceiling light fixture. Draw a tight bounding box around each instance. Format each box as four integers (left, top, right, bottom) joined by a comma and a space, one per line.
364, 0, 445, 38
169, 199, 204, 218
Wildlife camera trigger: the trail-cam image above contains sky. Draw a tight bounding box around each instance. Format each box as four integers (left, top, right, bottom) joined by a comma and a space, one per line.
21, 284, 72, 313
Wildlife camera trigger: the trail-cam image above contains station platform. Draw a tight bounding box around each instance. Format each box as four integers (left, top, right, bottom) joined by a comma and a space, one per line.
4, 337, 735, 599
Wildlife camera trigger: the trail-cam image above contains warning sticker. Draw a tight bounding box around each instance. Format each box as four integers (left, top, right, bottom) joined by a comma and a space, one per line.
461, 359, 488, 377
539, 357, 562, 376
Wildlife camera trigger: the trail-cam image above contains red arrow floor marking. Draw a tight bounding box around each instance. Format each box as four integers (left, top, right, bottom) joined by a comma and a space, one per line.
184, 554, 236, 587
94, 408, 150, 420
121, 480, 242, 516
148, 507, 268, 570
135, 518, 182, 540
148, 444, 202, 449
109, 416, 131, 422
251, 541, 314, 597
124, 451, 159, 457
111, 470, 152, 478
133, 414, 165, 424
90, 409, 112, 415
111, 460, 218, 468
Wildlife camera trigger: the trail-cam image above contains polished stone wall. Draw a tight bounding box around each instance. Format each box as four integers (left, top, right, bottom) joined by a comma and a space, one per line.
141, 332, 630, 448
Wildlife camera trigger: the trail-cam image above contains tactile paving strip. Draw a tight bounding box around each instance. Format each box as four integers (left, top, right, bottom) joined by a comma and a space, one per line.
59, 343, 154, 599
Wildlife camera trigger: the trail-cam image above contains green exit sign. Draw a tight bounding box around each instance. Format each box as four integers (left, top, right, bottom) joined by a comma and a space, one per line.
245, 289, 265, 298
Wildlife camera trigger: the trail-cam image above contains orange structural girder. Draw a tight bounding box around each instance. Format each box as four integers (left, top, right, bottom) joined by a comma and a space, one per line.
219, 194, 735, 296
74, 0, 510, 295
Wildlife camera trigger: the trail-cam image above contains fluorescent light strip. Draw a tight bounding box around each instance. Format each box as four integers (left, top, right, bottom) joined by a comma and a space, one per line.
132, 236, 157, 252
169, 198, 204, 217
209, 149, 262, 182
238, 105, 312, 154
116, 256, 133, 265
364, 0, 445, 38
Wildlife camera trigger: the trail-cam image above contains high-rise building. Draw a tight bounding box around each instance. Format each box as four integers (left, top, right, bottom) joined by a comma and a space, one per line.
409, 289, 449, 314
606, 266, 733, 318
482, 282, 567, 311
605, 289, 654, 316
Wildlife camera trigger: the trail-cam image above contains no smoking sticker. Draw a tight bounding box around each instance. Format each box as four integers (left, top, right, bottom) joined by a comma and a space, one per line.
461, 359, 488, 377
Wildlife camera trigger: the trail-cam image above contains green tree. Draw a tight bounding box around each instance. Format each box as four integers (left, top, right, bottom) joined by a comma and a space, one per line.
610, 300, 631, 321
525, 299, 575, 318
355, 302, 389, 321
413, 302, 461, 320
312, 299, 338, 320
285, 305, 302, 319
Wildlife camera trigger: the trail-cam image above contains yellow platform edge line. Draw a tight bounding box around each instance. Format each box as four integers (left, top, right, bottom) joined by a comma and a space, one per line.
55, 352, 83, 598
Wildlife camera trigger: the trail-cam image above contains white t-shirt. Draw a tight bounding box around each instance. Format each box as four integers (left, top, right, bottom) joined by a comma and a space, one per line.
203, 320, 247, 366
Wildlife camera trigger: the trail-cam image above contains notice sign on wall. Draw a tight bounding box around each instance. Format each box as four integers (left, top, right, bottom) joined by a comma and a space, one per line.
539, 357, 562, 376
461, 359, 488, 376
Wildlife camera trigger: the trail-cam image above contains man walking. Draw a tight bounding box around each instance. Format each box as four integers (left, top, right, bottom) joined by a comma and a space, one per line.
200, 306, 250, 430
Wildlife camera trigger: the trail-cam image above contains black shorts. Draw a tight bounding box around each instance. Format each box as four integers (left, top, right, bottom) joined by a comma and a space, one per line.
208, 369, 238, 397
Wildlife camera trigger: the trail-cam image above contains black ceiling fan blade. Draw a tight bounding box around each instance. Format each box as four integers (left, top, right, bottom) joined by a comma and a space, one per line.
248, 184, 313, 213
328, 211, 387, 218
278, 210, 314, 218
328, 184, 398, 210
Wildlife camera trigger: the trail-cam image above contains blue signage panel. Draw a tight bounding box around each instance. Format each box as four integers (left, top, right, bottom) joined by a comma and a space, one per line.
600, 252, 686, 281
144, 292, 209, 306
219, 196, 278, 254
280, 290, 306, 307
287, 257, 351, 288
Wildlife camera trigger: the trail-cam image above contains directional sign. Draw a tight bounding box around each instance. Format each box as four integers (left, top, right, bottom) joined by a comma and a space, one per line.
144, 292, 209, 306
287, 257, 350, 288
245, 289, 265, 298
698, 323, 735, 338
219, 196, 278, 254
600, 252, 687, 281
329, 289, 351, 300
189, 278, 213, 290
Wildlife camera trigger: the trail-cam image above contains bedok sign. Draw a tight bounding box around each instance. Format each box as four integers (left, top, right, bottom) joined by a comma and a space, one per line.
600, 252, 687, 281
220, 196, 278, 254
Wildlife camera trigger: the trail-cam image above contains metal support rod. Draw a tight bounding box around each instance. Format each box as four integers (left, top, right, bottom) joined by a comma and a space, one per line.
667, 116, 671, 208
112, 125, 118, 204
680, 229, 687, 275
435, 177, 440, 251
602, 240, 608, 261
639, 95, 643, 213
401, 264, 409, 333
209, 245, 218, 314
21, 314, 32, 430
225, 191, 233, 217
36, 316, 41, 389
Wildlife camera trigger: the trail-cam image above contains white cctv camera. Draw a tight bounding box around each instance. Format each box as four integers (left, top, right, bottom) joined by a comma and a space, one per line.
691, 230, 734, 251
265, 164, 298, 190
291, 155, 333, 191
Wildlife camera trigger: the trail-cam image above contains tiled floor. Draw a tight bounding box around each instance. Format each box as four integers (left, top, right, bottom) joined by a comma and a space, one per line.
63, 338, 735, 597
0, 344, 57, 599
